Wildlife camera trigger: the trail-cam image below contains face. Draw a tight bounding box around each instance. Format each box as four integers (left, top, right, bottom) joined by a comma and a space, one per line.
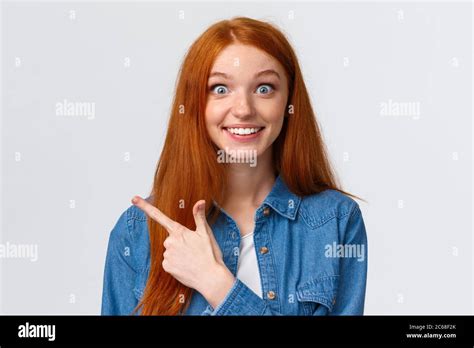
205, 43, 289, 161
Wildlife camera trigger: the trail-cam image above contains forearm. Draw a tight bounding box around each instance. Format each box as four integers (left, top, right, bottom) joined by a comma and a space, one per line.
197, 265, 283, 316
197, 264, 236, 309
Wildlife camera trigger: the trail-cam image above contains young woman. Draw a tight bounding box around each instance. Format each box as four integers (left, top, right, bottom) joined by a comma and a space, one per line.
101, 16, 368, 316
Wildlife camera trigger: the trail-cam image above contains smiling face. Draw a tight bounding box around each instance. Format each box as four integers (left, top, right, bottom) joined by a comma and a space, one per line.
205, 43, 289, 161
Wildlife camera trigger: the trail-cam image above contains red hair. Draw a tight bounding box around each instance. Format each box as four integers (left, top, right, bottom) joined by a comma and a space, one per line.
133, 16, 363, 315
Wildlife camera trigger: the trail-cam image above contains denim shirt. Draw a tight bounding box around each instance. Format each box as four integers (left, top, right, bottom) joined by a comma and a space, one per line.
101, 175, 368, 316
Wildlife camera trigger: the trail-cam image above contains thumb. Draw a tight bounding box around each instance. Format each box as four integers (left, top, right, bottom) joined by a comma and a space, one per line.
193, 200, 224, 265
192, 200, 207, 232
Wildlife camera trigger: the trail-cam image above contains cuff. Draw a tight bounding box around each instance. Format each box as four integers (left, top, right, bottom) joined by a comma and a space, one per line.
201, 278, 266, 316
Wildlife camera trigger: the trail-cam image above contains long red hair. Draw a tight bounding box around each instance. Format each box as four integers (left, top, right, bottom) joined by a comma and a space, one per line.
133, 16, 363, 315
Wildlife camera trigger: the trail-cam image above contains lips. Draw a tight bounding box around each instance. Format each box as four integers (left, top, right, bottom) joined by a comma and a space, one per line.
222, 126, 265, 142
224, 127, 264, 135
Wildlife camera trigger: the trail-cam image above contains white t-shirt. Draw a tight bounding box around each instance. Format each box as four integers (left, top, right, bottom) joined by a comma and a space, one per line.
236, 232, 263, 299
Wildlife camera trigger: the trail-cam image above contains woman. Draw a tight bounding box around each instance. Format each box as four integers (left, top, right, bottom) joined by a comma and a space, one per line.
101, 16, 368, 316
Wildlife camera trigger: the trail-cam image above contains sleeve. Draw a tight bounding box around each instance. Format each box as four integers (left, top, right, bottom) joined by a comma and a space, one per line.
329, 204, 368, 315
201, 278, 283, 316
101, 209, 139, 315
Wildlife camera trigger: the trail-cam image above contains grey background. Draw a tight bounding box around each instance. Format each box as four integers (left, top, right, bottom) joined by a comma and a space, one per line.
0, 1, 472, 314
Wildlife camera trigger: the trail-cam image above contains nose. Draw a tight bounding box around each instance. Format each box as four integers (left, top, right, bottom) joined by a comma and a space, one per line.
231, 91, 254, 119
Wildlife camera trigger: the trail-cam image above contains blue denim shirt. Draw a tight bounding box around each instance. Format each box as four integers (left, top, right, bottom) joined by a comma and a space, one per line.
101, 175, 368, 315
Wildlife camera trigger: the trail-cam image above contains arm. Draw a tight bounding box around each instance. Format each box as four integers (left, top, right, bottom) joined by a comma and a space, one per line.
201, 277, 283, 316
101, 210, 139, 315
329, 204, 368, 315
201, 203, 368, 316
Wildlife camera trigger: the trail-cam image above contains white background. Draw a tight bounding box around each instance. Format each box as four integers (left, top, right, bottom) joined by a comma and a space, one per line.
1, 0, 472, 314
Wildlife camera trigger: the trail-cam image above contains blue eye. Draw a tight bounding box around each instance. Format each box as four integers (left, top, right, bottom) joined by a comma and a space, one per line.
256, 84, 274, 94
209, 83, 275, 95
211, 85, 228, 94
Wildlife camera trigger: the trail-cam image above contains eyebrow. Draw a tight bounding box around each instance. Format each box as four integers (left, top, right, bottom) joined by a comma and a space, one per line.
208, 69, 281, 80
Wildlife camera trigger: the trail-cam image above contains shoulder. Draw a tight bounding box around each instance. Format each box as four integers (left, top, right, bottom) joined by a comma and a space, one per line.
110, 204, 147, 241
107, 201, 150, 272
299, 189, 361, 229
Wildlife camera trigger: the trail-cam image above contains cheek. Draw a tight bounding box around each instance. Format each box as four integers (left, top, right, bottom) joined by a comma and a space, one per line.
267, 117, 285, 144
258, 99, 286, 132
205, 102, 225, 141
206, 98, 230, 118
205, 103, 219, 126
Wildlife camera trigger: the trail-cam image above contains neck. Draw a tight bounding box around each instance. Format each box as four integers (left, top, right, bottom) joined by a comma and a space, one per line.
223, 147, 276, 209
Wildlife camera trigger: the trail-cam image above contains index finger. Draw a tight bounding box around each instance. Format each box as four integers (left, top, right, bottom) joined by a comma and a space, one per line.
131, 195, 178, 233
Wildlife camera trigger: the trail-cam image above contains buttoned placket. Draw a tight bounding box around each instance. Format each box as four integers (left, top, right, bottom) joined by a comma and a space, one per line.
253, 204, 281, 313
200, 177, 304, 315
215, 203, 281, 314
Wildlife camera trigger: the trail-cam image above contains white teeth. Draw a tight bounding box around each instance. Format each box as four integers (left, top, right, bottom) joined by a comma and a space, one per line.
226, 127, 261, 135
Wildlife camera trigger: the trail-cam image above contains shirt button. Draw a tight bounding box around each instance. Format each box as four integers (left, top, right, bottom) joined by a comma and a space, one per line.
260, 246, 269, 254
332, 298, 336, 305
263, 207, 271, 216
267, 291, 276, 300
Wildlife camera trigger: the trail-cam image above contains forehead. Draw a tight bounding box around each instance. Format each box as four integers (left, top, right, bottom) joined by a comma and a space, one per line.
210, 44, 282, 74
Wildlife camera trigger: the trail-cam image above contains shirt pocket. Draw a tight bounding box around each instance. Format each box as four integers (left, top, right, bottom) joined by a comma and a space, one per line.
296, 275, 339, 315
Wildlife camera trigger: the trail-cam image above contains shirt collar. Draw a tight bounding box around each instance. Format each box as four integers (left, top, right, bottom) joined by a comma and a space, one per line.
262, 174, 301, 220
212, 174, 302, 221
